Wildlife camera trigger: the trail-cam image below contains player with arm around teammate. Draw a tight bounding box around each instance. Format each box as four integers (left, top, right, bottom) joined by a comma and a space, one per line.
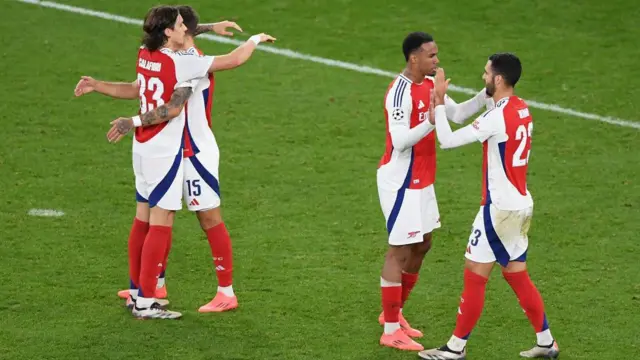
82, 5, 273, 319
417, 54, 559, 359
75, 5, 264, 314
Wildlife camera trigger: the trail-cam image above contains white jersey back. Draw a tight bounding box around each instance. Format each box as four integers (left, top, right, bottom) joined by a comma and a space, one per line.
133, 47, 214, 158
470, 96, 534, 210
182, 46, 218, 157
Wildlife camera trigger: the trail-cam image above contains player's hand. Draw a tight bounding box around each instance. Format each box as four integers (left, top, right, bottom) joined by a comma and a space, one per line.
428, 90, 436, 125
107, 117, 133, 143
257, 33, 276, 43
74, 76, 96, 97
212, 21, 243, 36
433, 67, 450, 105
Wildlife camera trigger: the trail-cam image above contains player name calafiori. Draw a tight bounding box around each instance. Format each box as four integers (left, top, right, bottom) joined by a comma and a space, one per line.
138, 58, 162, 72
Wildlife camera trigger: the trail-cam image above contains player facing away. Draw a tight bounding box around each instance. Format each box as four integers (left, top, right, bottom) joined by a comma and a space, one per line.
101, 5, 274, 319
377, 32, 494, 351
417, 55, 559, 359
75, 6, 251, 313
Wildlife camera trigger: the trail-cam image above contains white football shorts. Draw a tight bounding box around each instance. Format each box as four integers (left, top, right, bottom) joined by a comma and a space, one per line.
182, 150, 221, 212
133, 151, 184, 211
464, 204, 533, 266
378, 184, 441, 246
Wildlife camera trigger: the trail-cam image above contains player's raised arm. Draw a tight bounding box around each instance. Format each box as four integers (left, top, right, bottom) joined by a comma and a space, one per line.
208, 33, 276, 72
385, 81, 435, 152
432, 68, 485, 149
106, 87, 192, 143
444, 89, 490, 124
74, 76, 139, 100
193, 21, 243, 37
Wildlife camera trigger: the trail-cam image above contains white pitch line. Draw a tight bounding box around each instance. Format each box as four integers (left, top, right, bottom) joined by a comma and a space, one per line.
15, 0, 640, 130
28, 208, 65, 217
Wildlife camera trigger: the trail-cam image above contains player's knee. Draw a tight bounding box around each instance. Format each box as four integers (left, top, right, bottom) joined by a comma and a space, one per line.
502, 260, 527, 274
386, 246, 410, 265
197, 208, 223, 230
135, 202, 150, 222
149, 207, 175, 226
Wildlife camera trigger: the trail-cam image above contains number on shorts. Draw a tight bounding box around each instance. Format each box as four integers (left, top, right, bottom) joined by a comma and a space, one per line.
470, 229, 481, 246
187, 179, 201, 196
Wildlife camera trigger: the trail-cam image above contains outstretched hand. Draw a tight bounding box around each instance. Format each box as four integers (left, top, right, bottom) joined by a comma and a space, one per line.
257, 33, 276, 43
433, 67, 451, 105
74, 76, 96, 97
107, 117, 133, 143
212, 21, 243, 36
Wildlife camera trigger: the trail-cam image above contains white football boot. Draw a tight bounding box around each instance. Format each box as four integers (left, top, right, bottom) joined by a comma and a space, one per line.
132, 301, 181, 319
520, 340, 560, 359
418, 345, 467, 359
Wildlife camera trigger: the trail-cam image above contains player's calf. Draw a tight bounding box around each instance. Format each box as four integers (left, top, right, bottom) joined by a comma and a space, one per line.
199, 211, 237, 312
136, 208, 174, 313
380, 247, 406, 333
379, 245, 425, 340
503, 263, 555, 350
381, 246, 409, 283
196, 207, 223, 230
403, 232, 433, 273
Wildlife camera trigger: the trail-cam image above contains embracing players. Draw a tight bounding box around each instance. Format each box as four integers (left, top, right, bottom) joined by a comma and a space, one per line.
76, 5, 274, 319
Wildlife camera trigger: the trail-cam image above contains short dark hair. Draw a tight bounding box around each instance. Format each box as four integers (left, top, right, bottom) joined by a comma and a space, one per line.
488, 53, 522, 87
142, 5, 180, 51
177, 5, 199, 36
402, 32, 434, 62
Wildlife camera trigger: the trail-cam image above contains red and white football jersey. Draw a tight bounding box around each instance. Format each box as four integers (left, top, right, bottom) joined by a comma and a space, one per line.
471, 96, 534, 210
134, 47, 214, 158
378, 74, 436, 190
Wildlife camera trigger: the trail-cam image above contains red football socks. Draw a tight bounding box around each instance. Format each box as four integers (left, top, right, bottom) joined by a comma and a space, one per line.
127, 218, 149, 289
401, 272, 419, 307
160, 231, 173, 280
381, 284, 402, 323
453, 269, 489, 339
138, 225, 172, 298
503, 270, 549, 332
205, 223, 233, 287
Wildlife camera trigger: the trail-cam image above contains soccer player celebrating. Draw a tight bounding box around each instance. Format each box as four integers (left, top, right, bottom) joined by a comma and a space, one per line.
418, 55, 559, 359
76, 6, 253, 313
377, 32, 494, 351
78, 5, 274, 319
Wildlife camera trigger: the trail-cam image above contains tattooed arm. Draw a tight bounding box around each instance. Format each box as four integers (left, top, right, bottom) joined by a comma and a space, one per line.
106, 87, 193, 143
140, 87, 192, 126
194, 21, 243, 37
194, 24, 214, 36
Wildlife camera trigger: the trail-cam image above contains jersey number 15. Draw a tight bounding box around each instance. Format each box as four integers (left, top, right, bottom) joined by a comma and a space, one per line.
513, 123, 533, 167
137, 74, 165, 114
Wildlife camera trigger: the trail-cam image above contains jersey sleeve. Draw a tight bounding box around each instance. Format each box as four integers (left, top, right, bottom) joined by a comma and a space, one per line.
434, 105, 477, 149
385, 84, 413, 134
384, 83, 435, 152
174, 54, 215, 89
443, 89, 489, 124
469, 108, 503, 142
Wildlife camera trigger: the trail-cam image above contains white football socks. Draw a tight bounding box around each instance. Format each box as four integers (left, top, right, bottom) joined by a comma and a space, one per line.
218, 285, 234, 297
